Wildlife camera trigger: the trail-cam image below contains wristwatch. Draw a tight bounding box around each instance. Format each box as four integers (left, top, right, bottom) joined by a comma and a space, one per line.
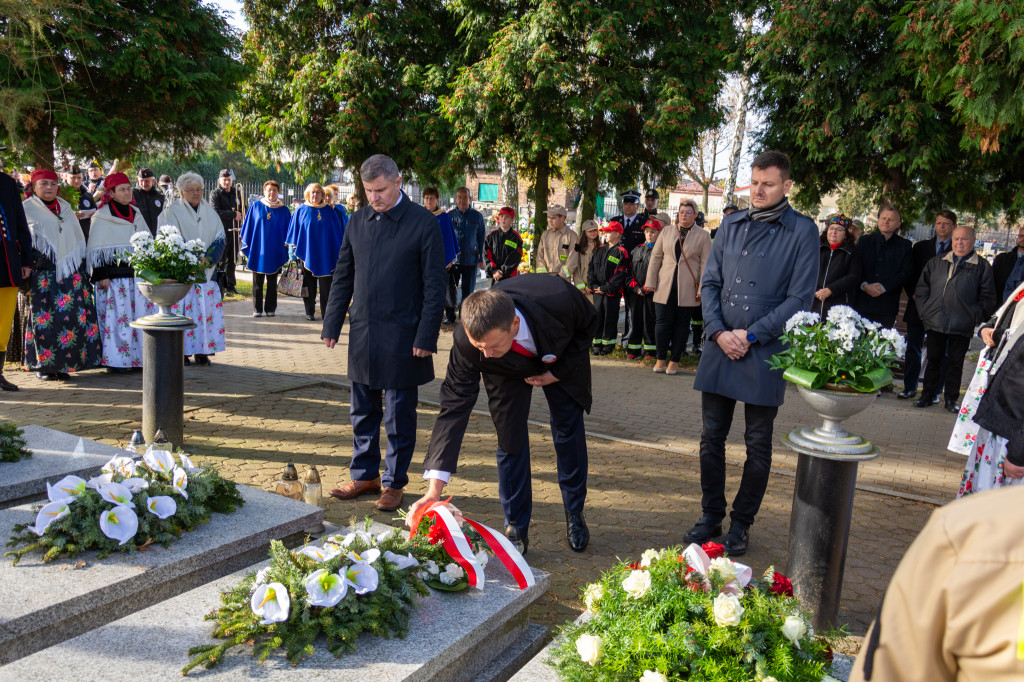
746, 332, 757, 344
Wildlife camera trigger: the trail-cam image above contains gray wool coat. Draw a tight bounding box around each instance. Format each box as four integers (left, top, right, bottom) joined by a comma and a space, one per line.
321, 191, 447, 390
694, 205, 820, 407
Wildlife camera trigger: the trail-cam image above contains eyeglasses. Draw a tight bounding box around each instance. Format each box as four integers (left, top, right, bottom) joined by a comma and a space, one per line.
827, 226, 846, 232
679, 210, 695, 216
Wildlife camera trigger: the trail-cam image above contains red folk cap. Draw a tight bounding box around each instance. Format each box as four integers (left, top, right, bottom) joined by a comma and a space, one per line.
104, 172, 131, 189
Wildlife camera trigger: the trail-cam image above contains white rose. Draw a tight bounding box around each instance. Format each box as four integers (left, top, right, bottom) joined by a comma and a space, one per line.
439, 562, 464, 585
621, 569, 652, 599
575, 633, 603, 666
583, 582, 605, 611
781, 614, 807, 648
709, 557, 738, 583
763, 677, 779, 682
713, 592, 744, 627
639, 549, 661, 568
423, 560, 439, 575
640, 671, 668, 682
475, 550, 489, 568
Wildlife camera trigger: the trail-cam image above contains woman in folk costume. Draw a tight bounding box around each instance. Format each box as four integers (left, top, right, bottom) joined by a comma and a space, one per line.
156, 171, 226, 365
0, 166, 34, 390
87, 172, 150, 371
285, 182, 343, 321
952, 279, 1024, 496
239, 180, 290, 317
21, 169, 102, 380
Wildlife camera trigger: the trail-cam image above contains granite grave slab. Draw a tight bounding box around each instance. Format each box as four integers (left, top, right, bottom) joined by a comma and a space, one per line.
0, 425, 127, 509
0, 538, 550, 681
0, 484, 323, 665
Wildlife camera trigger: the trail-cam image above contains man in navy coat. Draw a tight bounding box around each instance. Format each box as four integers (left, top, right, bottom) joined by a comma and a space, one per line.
322, 154, 447, 512
685, 150, 819, 556
406, 275, 597, 555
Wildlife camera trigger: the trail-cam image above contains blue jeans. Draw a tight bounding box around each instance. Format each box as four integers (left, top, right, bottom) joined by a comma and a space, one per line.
348, 383, 418, 489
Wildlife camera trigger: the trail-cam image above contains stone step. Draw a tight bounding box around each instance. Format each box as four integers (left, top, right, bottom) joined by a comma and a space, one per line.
0, 484, 323, 665
0, 537, 550, 681
0, 425, 126, 509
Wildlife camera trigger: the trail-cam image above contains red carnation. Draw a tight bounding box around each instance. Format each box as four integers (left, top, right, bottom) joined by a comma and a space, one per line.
769, 572, 794, 597
626, 561, 641, 570
702, 542, 725, 559
427, 524, 445, 545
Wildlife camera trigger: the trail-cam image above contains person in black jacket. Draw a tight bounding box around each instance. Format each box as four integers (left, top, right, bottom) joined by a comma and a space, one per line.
899, 210, 955, 399
914, 226, 997, 412
0, 167, 34, 390
322, 155, 446, 513
625, 218, 660, 359
854, 206, 913, 327
992, 226, 1024, 304
588, 221, 631, 355
812, 214, 863, 317
209, 169, 241, 294
132, 168, 164, 236
610, 190, 644, 346
483, 207, 523, 282
406, 274, 598, 555
64, 166, 98, 240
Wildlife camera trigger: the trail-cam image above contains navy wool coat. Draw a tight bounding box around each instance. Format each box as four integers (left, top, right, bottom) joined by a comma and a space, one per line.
321, 191, 447, 390
694, 205, 819, 407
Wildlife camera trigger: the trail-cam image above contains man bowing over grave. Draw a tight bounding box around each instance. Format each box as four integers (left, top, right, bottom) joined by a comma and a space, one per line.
406, 275, 597, 555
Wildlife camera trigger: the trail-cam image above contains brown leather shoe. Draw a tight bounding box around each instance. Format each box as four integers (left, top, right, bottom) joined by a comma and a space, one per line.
329, 477, 382, 500
375, 487, 404, 511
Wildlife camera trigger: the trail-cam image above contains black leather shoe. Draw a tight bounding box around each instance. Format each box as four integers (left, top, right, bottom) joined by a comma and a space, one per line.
945, 398, 960, 414
504, 524, 529, 556
35, 371, 56, 381
0, 375, 18, 391
723, 524, 749, 556
913, 395, 933, 408
305, 314, 315, 321
565, 511, 589, 552
183, 356, 191, 366
683, 514, 723, 544
897, 389, 917, 399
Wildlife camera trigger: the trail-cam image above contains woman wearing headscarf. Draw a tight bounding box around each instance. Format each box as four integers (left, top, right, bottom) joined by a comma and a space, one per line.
0, 166, 34, 390
87, 172, 150, 370
812, 213, 863, 317
239, 180, 290, 317
21, 169, 102, 379
285, 182, 344, 321
156, 171, 226, 365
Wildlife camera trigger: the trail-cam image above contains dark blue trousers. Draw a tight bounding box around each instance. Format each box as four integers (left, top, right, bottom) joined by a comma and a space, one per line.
349, 382, 417, 489
485, 376, 588, 531
904, 321, 947, 395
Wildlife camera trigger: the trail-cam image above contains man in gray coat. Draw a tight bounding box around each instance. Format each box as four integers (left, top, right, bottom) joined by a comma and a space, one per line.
322, 154, 447, 512
684, 150, 819, 556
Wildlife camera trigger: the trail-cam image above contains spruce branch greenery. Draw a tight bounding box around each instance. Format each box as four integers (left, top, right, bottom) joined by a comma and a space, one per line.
0, 422, 31, 463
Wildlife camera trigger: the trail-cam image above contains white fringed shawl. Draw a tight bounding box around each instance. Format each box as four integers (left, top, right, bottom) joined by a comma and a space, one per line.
23, 195, 86, 281
86, 205, 150, 271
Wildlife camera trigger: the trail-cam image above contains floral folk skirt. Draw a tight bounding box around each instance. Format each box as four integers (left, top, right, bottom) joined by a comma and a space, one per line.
23, 265, 102, 373
96, 277, 143, 368
957, 428, 1023, 497
169, 281, 225, 356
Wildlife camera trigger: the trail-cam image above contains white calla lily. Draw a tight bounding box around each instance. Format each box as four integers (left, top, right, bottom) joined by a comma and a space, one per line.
143, 447, 175, 474
171, 466, 188, 499
383, 551, 419, 570
250, 582, 290, 624
343, 562, 379, 594
46, 475, 86, 502
346, 548, 380, 564
99, 505, 139, 545
375, 528, 397, 543
177, 452, 204, 474
101, 456, 137, 477
98, 482, 135, 508
296, 544, 340, 562
146, 495, 177, 519
122, 477, 150, 493
30, 499, 72, 535
85, 473, 113, 490
337, 530, 373, 547
304, 568, 349, 607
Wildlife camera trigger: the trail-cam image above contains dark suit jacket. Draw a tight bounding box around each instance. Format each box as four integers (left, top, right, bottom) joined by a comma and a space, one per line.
854, 231, 913, 323
903, 237, 952, 324
993, 249, 1023, 302
321, 191, 446, 389
422, 274, 597, 473
0, 173, 34, 288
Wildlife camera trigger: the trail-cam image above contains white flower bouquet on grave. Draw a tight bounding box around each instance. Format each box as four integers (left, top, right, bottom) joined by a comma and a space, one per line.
5, 446, 243, 564
551, 543, 841, 681
768, 305, 907, 392
120, 226, 210, 285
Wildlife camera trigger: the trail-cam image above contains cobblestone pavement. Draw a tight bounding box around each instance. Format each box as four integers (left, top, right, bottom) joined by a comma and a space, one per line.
0, 290, 965, 648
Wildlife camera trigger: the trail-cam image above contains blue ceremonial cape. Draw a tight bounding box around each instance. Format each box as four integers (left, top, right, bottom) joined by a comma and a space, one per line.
334, 205, 349, 234
285, 203, 344, 277
239, 201, 291, 274
437, 210, 460, 268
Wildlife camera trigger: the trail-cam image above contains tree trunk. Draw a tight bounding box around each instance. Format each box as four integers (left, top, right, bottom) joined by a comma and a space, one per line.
703, 185, 710, 215
531, 150, 550, 267
353, 171, 367, 208
724, 18, 753, 206
577, 163, 598, 223
500, 157, 519, 209
24, 107, 55, 171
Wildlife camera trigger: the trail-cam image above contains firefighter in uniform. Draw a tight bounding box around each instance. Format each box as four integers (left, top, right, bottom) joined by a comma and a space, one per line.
64, 166, 98, 240
588, 221, 631, 354
484, 206, 524, 282
626, 218, 661, 359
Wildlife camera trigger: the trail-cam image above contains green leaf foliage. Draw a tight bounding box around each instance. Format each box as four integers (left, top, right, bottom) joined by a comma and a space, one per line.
5, 455, 244, 564
0, 422, 30, 463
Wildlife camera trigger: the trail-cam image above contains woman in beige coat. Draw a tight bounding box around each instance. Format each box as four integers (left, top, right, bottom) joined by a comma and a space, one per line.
564, 219, 600, 307
644, 199, 712, 374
